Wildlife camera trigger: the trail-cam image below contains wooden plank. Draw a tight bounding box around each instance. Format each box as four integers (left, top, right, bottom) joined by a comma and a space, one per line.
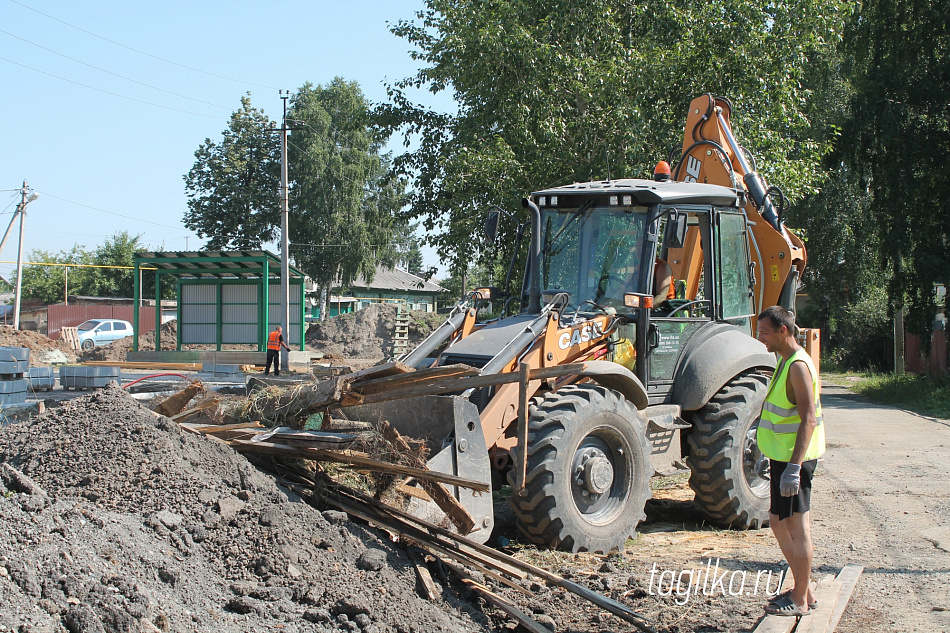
331, 485, 657, 633
751, 616, 798, 633
191, 420, 265, 433
353, 364, 480, 395
355, 362, 589, 406
440, 560, 550, 633
170, 398, 221, 422
345, 361, 414, 384
84, 361, 204, 371
375, 418, 475, 534
408, 549, 440, 600
827, 565, 864, 633
230, 440, 490, 492
154, 381, 203, 417
794, 575, 841, 633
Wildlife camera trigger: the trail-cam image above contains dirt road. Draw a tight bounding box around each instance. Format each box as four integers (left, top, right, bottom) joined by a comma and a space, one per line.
496, 382, 950, 632
814, 383, 950, 632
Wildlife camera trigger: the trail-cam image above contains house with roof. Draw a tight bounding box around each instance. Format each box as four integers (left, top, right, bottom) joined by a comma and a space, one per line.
306, 266, 446, 318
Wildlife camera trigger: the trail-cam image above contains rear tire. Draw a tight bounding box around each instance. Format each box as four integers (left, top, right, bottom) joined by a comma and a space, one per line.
508, 385, 652, 553
687, 371, 770, 528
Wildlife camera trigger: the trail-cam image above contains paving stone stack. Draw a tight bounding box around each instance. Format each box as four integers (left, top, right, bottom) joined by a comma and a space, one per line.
0, 347, 30, 405
27, 367, 56, 392
198, 363, 245, 383
59, 365, 121, 390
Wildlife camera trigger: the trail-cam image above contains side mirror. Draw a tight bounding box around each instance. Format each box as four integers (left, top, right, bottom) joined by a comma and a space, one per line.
472, 287, 498, 301
668, 210, 688, 249
484, 210, 500, 244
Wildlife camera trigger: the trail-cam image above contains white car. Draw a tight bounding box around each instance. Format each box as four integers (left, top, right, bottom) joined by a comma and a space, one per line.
76, 319, 134, 350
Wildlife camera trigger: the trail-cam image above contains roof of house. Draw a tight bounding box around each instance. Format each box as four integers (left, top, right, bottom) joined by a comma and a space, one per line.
344, 267, 445, 294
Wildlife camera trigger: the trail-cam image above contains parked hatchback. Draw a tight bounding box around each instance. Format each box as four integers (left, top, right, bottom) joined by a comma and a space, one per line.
76, 319, 134, 350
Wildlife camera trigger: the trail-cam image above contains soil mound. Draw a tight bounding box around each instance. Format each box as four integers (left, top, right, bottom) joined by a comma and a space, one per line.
0, 384, 483, 633
0, 326, 77, 365
305, 304, 442, 360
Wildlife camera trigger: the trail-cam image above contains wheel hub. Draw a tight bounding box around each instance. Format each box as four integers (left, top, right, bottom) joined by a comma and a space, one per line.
584, 456, 614, 495
573, 447, 615, 500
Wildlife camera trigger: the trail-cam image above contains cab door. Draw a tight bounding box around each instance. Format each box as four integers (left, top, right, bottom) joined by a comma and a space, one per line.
715, 210, 756, 333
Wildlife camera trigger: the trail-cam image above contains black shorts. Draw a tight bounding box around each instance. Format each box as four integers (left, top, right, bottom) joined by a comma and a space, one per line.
769, 459, 818, 521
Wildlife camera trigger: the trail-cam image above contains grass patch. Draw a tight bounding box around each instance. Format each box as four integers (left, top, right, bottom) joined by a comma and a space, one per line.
834, 371, 950, 419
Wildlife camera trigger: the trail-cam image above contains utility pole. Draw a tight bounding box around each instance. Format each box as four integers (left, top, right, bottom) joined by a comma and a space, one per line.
279, 90, 291, 371
12, 180, 38, 330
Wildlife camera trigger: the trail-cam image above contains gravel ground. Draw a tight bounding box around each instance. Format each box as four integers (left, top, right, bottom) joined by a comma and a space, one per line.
2, 378, 945, 633
0, 384, 484, 633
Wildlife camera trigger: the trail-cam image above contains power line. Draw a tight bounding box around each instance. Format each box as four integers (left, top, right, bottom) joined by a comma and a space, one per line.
0, 55, 226, 120
33, 190, 193, 233
0, 28, 231, 111
9, 0, 279, 90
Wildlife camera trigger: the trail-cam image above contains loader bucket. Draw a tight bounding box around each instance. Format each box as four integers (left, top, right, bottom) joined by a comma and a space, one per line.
341, 395, 494, 543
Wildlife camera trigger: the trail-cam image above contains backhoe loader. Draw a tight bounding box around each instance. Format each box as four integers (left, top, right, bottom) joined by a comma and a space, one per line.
342, 94, 814, 553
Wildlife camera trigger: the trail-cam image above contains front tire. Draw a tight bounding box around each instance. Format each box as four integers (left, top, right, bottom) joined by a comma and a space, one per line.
509, 385, 652, 553
81, 339, 95, 350
687, 371, 770, 529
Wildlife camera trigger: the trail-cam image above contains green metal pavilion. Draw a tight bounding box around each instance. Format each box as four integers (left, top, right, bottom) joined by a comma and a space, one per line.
132, 250, 306, 352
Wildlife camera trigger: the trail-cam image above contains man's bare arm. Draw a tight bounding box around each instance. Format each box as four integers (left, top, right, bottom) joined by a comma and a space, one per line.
788, 361, 818, 465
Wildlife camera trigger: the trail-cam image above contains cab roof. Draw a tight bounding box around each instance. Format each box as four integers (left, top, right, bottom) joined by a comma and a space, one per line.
531, 178, 743, 208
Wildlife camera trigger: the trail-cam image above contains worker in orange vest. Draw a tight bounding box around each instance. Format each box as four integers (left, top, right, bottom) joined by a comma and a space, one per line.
264, 325, 291, 376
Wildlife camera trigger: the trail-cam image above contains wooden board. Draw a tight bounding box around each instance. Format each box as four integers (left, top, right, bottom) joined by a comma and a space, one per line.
84, 361, 204, 371
230, 440, 490, 492
354, 364, 479, 395
827, 565, 864, 633
793, 575, 841, 633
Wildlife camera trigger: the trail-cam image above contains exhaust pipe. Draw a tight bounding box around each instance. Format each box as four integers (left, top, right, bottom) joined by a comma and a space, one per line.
521, 198, 542, 314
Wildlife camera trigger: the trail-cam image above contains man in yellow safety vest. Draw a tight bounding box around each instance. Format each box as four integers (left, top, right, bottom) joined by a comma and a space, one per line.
265, 325, 291, 376
756, 306, 826, 617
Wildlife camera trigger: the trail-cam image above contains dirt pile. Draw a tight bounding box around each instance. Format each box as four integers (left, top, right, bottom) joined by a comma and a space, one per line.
305, 304, 443, 360
0, 384, 484, 633
0, 326, 77, 365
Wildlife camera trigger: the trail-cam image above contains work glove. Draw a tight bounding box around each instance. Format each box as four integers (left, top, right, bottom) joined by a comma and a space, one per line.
754, 458, 770, 479
779, 463, 801, 497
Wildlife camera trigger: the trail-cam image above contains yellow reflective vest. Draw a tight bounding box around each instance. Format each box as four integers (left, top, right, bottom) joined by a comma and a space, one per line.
756, 348, 825, 462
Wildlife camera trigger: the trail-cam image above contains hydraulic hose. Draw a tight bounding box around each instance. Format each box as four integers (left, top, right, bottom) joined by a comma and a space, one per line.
122, 373, 189, 389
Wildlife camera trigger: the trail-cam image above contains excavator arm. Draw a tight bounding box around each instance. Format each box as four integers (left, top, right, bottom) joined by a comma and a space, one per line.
669, 94, 806, 317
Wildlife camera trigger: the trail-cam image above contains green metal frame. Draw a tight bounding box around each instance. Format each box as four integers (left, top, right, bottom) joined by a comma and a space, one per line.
132, 250, 306, 352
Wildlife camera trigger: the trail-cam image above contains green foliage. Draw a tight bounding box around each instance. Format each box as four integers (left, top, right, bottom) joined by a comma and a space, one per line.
823, 286, 892, 371
379, 0, 851, 274
18, 245, 93, 304
16, 232, 175, 302
839, 0, 950, 342
847, 372, 950, 420
289, 79, 406, 293
183, 95, 281, 249
183, 82, 407, 301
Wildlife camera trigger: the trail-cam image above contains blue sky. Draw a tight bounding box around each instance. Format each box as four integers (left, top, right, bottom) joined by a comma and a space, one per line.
0, 0, 451, 283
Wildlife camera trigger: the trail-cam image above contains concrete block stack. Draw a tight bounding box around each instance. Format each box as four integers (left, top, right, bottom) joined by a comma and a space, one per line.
0, 347, 30, 405
59, 365, 121, 390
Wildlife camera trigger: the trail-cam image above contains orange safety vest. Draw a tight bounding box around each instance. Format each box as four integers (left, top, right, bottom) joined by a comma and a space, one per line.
267, 330, 282, 351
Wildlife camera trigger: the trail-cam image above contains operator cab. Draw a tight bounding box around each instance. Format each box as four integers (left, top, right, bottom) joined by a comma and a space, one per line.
528, 178, 757, 404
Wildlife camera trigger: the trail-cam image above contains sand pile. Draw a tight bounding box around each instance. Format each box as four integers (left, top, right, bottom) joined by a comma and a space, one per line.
0, 384, 485, 633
